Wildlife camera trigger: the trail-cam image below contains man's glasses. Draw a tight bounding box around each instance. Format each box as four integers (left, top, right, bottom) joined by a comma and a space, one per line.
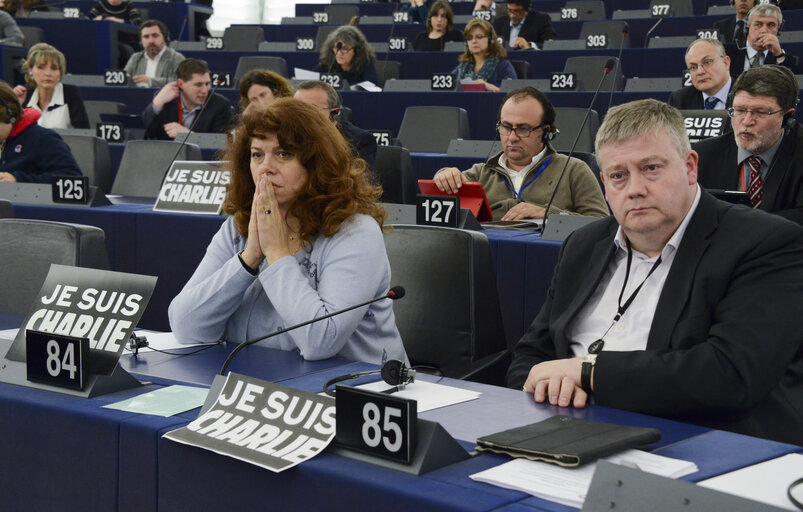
685, 57, 722, 74
496, 122, 547, 138
727, 107, 784, 120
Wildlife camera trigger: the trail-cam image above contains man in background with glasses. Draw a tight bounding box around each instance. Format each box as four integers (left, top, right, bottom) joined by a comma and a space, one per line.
669, 38, 733, 111
726, 4, 800, 74
696, 65, 803, 225
492, 0, 556, 50
432, 87, 608, 220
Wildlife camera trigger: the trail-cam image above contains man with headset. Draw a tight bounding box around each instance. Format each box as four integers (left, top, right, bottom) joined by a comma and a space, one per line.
123, 19, 185, 88
695, 65, 803, 225
433, 87, 608, 220
294, 80, 377, 173
726, 4, 800, 74
713, 0, 755, 45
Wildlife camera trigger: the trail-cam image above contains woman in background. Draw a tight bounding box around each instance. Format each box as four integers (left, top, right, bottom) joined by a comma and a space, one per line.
169, 98, 408, 365
452, 18, 516, 92
13, 43, 89, 129
238, 69, 294, 115
414, 0, 463, 52
317, 26, 379, 85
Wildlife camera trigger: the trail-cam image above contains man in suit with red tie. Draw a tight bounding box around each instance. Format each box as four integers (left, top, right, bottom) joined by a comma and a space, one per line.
695, 65, 803, 226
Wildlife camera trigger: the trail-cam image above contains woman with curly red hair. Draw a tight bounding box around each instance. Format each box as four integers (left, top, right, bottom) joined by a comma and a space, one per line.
168, 98, 408, 365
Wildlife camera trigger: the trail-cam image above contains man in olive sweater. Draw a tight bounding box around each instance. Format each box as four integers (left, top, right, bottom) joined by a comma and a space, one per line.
433, 87, 608, 221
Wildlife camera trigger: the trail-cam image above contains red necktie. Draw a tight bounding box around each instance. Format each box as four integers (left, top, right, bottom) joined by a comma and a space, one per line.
746, 156, 763, 208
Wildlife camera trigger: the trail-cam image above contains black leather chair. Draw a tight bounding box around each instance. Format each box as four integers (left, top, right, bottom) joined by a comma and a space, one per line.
222, 26, 265, 51
397, 106, 471, 153
552, 107, 600, 154
384, 225, 509, 385
234, 56, 289, 82
61, 134, 114, 194
0, 219, 110, 315
375, 145, 416, 204
111, 140, 202, 198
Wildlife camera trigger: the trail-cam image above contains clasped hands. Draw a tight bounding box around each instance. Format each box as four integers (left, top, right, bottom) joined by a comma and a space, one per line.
240, 174, 294, 270
522, 356, 589, 408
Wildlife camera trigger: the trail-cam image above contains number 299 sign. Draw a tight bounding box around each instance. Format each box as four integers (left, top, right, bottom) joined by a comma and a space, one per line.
335, 385, 417, 463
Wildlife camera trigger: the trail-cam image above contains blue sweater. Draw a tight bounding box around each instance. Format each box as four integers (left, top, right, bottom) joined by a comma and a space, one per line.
0, 109, 81, 183
168, 214, 409, 365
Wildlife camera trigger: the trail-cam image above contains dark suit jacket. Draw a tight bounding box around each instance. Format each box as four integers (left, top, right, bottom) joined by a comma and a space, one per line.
507, 191, 803, 445
695, 122, 803, 225
713, 16, 746, 44
340, 120, 377, 174
24, 83, 89, 129
493, 11, 556, 49
726, 43, 801, 75
143, 93, 234, 140
667, 85, 733, 133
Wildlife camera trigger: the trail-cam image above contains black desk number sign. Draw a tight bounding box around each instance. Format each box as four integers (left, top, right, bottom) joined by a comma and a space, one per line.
417, 195, 459, 227
26, 330, 89, 390
335, 385, 417, 463
52, 175, 89, 204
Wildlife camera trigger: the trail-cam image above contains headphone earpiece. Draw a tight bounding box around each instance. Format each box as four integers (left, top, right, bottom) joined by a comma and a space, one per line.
542, 126, 558, 143
322, 360, 416, 396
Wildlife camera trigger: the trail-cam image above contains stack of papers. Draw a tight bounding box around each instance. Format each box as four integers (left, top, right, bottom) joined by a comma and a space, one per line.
699, 453, 803, 511
471, 449, 698, 508
356, 380, 480, 412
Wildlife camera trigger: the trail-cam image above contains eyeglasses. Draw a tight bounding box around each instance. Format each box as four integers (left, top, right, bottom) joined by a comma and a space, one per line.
727, 107, 784, 120
497, 122, 547, 138
465, 34, 488, 41
333, 43, 353, 54
685, 57, 722, 74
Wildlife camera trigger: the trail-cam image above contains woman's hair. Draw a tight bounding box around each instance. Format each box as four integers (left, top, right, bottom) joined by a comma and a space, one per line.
237, 69, 294, 111
318, 25, 376, 75
24, 43, 67, 88
458, 18, 506, 63
222, 98, 385, 243
426, 0, 454, 34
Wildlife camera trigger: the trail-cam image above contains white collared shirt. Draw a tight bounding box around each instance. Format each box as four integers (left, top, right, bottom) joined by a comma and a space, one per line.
744, 44, 767, 71
145, 45, 167, 80
701, 76, 731, 110
498, 145, 547, 192
567, 185, 702, 356
26, 81, 72, 129
508, 13, 539, 49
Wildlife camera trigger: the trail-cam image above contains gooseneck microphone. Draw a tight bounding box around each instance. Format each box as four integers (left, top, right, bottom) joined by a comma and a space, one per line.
218, 286, 406, 376
542, 58, 615, 226
643, 16, 663, 49
157, 77, 223, 190
607, 27, 628, 113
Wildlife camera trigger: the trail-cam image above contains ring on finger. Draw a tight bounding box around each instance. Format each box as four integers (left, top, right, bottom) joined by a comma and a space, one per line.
265, 209, 271, 215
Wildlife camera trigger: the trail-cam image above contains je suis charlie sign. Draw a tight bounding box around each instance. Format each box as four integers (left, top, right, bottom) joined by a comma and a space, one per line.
4, 265, 157, 376
164, 373, 337, 472
154, 161, 230, 215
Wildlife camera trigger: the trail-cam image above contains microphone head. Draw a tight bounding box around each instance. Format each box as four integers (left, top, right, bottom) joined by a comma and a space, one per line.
388, 286, 405, 300
604, 58, 617, 72
335, 41, 343, 51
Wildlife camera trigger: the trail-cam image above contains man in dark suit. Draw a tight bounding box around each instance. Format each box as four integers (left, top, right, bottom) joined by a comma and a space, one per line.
726, 3, 800, 75
696, 65, 803, 226
713, 0, 754, 44
143, 58, 234, 140
294, 80, 377, 173
493, 0, 556, 50
507, 98, 803, 446
668, 38, 732, 111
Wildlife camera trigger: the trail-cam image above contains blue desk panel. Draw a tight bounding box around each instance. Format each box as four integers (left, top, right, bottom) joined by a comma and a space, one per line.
11, 203, 562, 347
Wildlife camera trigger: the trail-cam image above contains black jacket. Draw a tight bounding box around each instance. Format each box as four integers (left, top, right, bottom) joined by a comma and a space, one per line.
493, 11, 556, 49
695, 121, 803, 226
23, 83, 89, 129
726, 43, 801, 75
143, 93, 234, 140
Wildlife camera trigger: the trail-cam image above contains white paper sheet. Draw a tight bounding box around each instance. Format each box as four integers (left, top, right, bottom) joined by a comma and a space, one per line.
699, 453, 803, 511
356, 379, 481, 412
294, 68, 320, 80
471, 449, 698, 508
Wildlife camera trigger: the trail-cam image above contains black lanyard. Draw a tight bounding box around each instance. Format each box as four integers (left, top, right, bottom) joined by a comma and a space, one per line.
588, 241, 663, 354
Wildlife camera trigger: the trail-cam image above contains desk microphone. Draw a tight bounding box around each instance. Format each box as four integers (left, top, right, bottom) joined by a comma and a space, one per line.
176, 16, 188, 43
218, 286, 406, 376
643, 17, 663, 49
542, 58, 614, 227
607, 26, 628, 113
157, 77, 223, 190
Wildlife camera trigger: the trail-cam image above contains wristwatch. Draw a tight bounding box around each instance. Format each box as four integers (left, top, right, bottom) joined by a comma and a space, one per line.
581, 354, 597, 395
